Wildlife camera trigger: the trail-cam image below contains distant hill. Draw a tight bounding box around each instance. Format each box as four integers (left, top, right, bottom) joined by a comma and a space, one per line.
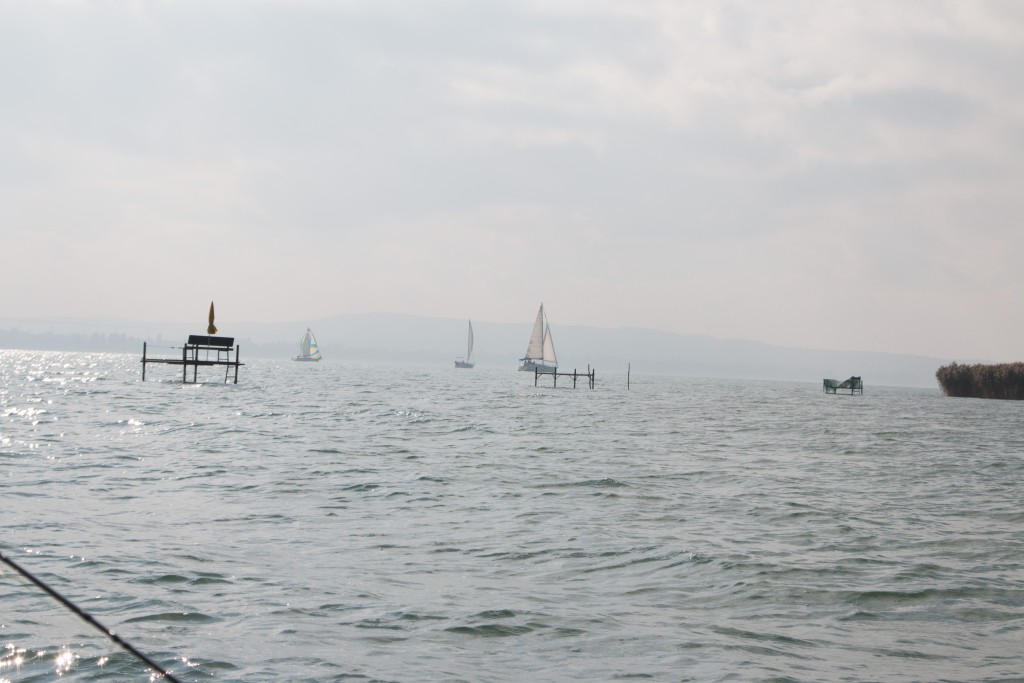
0, 313, 959, 387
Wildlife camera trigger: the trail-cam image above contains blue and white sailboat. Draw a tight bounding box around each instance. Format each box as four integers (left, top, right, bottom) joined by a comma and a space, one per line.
294, 327, 322, 362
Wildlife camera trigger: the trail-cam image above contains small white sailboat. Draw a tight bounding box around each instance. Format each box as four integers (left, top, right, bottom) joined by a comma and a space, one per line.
519, 304, 557, 372
294, 327, 322, 362
455, 319, 475, 369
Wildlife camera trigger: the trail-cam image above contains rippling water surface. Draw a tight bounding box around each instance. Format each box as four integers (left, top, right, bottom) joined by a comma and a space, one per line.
2, 350, 1022, 682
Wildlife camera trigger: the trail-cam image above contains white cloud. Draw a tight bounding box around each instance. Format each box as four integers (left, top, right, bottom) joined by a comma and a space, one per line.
1, 0, 1022, 359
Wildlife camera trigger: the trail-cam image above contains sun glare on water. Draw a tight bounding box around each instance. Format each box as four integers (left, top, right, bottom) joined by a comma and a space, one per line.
54, 646, 77, 675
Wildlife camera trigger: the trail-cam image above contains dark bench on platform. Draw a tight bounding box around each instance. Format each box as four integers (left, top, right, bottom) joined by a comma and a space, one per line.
186, 335, 235, 361
141, 335, 243, 383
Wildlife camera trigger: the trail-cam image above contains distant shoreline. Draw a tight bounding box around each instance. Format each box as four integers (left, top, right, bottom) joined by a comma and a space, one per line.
1, 315, 960, 388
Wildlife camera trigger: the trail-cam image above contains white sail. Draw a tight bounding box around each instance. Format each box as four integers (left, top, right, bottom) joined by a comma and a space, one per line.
523, 304, 545, 360
541, 323, 557, 365
520, 303, 557, 371
456, 319, 475, 368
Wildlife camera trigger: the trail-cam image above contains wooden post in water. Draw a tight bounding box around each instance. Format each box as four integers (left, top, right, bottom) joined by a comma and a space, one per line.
141, 342, 147, 381
627, 363, 630, 390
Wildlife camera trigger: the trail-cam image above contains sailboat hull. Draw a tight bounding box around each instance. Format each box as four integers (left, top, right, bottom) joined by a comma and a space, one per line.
293, 356, 321, 362
519, 360, 555, 373
455, 360, 474, 369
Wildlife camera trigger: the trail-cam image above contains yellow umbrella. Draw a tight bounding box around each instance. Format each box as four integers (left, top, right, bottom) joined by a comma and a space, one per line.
207, 301, 217, 335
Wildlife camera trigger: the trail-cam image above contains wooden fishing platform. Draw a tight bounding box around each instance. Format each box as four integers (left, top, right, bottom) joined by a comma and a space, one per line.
823, 376, 862, 394
534, 366, 596, 389
141, 335, 243, 383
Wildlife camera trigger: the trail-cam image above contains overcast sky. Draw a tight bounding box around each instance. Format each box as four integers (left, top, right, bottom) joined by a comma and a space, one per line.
2, 1, 1022, 360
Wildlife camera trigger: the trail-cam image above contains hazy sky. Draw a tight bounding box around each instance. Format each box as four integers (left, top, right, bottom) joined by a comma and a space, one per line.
2, 1, 1022, 360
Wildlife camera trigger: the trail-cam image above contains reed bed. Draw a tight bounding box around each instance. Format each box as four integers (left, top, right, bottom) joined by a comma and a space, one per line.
936, 361, 1024, 400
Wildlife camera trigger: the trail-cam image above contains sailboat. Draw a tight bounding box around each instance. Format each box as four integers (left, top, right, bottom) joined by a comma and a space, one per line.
294, 327, 322, 362
519, 304, 557, 372
455, 319, 475, 368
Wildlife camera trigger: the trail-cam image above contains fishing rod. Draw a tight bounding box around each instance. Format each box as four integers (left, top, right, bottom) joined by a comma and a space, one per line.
0, 549, 185, 683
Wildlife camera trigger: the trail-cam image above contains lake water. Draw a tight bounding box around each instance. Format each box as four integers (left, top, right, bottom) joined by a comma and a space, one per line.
2, 350, 1022, 682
